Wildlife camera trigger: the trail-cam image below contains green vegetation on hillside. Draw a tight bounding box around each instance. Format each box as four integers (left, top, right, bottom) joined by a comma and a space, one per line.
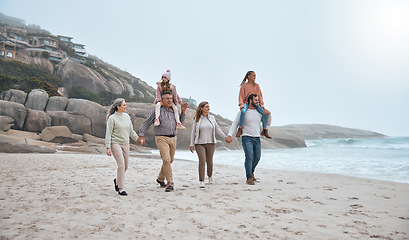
0, 59, 62, 96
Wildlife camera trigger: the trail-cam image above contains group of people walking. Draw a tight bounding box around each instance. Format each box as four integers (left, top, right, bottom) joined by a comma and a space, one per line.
105, 69, 271, 195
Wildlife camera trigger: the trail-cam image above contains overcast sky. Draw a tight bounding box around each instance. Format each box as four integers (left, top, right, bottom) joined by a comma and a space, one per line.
2, 0, 409, 136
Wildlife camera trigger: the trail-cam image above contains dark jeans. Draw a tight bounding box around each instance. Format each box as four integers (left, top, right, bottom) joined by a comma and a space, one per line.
239, 103, 268, 129
241, 136, 261, 179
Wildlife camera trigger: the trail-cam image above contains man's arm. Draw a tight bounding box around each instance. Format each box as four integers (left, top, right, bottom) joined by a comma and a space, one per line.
228, 112, 241, 136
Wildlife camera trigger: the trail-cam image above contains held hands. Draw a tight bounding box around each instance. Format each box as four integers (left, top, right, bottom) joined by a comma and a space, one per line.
225, 136, 232, 143
106, 148, 112, 156
137, 136, 145, 145
189, 146, 195, 153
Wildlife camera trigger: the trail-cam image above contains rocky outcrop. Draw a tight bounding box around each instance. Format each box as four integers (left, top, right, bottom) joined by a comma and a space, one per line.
25, 89, 49, 111
278, 124, 386, 140
0, 100, 27, 129
0, 88, 309, 152
55, 59, 155, 100
57, 59, 109, 93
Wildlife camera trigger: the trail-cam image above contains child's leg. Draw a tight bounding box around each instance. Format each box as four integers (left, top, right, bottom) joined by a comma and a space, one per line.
172, 103, 185, 129
154, 102, 161, 126
256, 105, 268, 129
238, 103, 249, 127
171, 103, 180, 123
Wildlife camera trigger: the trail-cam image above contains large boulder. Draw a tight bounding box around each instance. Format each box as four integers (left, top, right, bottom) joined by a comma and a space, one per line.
40, 126, 76, 143
3, 89, 27, 104
0, 134, 55, 153
45, 96, 68, 111
0, 116, 14, 132
56, 59, 110, 93
25, 89, 49, 111
23, 109, 52, 132
66, 99, 107, 137
47, 111, 92, 135
0, 100, 27, 130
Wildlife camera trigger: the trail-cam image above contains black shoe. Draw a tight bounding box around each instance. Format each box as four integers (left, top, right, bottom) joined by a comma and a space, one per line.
113, 179, 119, 192
118, 190, 128, 196
156, 179, 166, 188
165, 186, 174, 192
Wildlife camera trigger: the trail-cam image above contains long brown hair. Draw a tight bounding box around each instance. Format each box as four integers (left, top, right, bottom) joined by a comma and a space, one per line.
240, 70, 255, 86
161, 81, 172, 93
194, 101, 209, 122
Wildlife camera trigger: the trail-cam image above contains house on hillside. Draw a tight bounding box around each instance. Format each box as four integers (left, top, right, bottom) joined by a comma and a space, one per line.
0, 35, 17, 60
58, 35, 88, 58
1, 26, 64, 62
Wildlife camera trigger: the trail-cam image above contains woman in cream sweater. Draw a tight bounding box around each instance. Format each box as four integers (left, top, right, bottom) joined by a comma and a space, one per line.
190, 101, 229, 188
105, 98, 138, 196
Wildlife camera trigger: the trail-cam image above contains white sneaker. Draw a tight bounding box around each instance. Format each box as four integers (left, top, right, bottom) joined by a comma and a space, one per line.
199, 181, 205, 188
208, 177, 213, 184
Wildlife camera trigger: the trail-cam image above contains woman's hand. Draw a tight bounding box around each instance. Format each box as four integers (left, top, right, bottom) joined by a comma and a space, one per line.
189, 146, 195, 153
225, 136, 232, 143
106, 148, 112, 156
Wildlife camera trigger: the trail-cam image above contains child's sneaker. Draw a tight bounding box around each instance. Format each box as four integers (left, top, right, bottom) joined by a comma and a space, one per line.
176, 122, 186, 130
154, 119, 160, 126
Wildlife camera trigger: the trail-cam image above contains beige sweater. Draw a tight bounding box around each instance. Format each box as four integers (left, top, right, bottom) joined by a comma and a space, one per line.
105, 112, 138, 148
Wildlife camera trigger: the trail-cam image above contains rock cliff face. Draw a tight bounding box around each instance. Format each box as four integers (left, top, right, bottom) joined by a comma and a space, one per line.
55, 59, 155, 100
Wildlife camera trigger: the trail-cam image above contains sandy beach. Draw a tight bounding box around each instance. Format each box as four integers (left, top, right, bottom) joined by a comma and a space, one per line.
0, 152, 408, 239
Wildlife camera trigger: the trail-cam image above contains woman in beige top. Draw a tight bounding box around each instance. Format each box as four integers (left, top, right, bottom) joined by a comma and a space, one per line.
190, 101, 229, 188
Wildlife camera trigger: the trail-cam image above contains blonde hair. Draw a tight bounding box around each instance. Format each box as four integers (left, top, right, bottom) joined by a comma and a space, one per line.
194, 101, 209, 122
106, 98, 125, 120
240, 70, 255, 86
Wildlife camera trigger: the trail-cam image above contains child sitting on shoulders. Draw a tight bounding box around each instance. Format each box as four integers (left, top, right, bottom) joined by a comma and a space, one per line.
237, 70, 271, 138
154, 69, 185, 129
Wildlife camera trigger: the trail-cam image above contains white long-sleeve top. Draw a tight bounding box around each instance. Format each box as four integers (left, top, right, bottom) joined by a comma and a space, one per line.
190, 115, 226, 146
228, 109, 265, 137
105, 112, 138, 148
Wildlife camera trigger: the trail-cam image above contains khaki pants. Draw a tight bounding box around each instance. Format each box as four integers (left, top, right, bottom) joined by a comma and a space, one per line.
155, 136, 177, 187
195, 144, 216, 181
111, 143, 129, 190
